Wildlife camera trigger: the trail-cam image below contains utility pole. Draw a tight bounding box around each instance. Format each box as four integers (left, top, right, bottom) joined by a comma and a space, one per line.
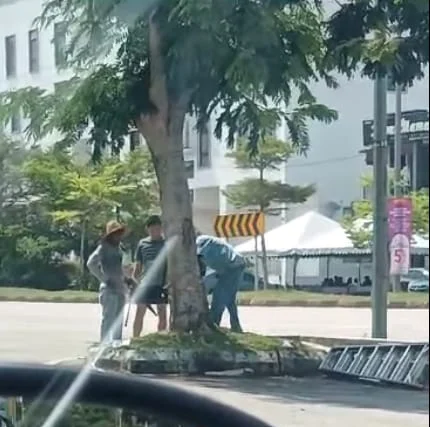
280, 120, 289, 287
392, 82, 403, 292
371, 69, 389, 339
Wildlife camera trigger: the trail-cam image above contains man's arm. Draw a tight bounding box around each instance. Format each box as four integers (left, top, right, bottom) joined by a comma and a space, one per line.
86, 245, 106, 283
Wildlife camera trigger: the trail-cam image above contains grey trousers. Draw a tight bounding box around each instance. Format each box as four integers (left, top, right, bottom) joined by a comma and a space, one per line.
99, 285, 125, 342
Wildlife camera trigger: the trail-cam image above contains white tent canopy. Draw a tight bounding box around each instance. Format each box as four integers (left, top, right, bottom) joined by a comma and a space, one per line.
235, 211, 354, 256
411, 234, 429, 250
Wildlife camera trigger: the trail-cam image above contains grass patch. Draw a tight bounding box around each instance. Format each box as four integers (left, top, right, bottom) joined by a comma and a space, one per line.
237, 289, 429, 308
0, 287, 98, 303
0, 286, 427, 308
128, 329, 284, 352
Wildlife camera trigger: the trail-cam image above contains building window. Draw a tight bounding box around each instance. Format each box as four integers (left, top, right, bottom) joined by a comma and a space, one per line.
54, 22, 67, 68
183, 120, 190, 149
198, 122, 211, 168
184, 160, 195, 179
11, 113, 21, 134
5, 35, 17, 78
28, 29, 40, 73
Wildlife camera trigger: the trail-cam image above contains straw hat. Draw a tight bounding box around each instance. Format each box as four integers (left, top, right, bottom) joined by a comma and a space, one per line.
103, 220, 126, 239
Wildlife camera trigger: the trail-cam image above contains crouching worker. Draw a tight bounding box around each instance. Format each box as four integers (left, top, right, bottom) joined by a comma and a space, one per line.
196, 233, 245, 332
87, 220, 131, 343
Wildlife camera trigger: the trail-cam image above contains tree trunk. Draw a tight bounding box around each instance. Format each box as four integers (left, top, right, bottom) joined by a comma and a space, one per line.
136, 15, 208, 332
139, 116, 209, 332
258, 166, 269, 289
260, 231, 270, 290
292, 256, 299, 288
79, 219, 87, 290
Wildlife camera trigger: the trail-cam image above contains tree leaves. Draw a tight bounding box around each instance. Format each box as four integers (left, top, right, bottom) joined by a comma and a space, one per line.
225, 178, 315, 213
325, 0, 429, 85
224, 135, 315, 212
0, 0, 345, 157
343, 173, 429, 248
23, 148, 159, 234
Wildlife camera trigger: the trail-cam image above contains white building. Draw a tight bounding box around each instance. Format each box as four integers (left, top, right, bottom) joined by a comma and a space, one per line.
1, 0, 429, 237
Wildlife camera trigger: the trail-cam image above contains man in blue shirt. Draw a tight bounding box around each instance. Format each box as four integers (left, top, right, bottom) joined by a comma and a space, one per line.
196, 234, 245, 332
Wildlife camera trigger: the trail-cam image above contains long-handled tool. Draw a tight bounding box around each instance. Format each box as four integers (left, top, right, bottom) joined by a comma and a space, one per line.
124, 277, 158, 327
124, 299, 157, 327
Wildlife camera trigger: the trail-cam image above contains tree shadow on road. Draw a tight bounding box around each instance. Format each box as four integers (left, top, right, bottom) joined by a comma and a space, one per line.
179, 375, 429, 415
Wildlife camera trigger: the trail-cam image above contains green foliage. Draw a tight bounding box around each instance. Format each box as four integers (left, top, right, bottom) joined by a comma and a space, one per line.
0, 136, 158, 289
342, 173, 429, 248
224, 137, 315, 213
0, 0, 340, 158
24, 147, 158, 236
225, 178, 315, 213
227, 137, 294, 172
411, 189, 429, 236
325, 0, 429, 86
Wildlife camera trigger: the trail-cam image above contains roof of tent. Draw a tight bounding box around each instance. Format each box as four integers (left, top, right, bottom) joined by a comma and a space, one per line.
234, 211, 354, 256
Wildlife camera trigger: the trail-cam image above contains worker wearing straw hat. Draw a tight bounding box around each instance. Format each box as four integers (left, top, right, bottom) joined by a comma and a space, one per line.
87, 220, 132, 342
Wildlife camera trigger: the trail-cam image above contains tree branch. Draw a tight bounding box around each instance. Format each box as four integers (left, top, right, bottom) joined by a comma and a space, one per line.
148, 12, 169, 122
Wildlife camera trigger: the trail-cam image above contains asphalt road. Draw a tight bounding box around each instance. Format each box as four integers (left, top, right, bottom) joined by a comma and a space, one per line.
168, 376, 429, 427
0, 302, 428, 426
0, 302, 428, 362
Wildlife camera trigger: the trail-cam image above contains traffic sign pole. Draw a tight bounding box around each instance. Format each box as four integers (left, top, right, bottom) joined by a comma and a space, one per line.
392, 82, 403, 292
371, 67, 388, 339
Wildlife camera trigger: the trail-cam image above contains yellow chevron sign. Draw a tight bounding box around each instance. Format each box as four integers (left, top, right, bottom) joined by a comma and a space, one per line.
214, 213, 265, 238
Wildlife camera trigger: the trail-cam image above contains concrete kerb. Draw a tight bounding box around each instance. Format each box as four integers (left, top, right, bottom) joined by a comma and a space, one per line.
87, 339, 327, 378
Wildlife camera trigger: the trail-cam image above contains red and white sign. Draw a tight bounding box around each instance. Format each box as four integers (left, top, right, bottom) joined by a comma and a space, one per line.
388, 198, 413, 275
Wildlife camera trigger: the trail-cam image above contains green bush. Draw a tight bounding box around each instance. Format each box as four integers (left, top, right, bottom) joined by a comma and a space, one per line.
0, 259, 77, 291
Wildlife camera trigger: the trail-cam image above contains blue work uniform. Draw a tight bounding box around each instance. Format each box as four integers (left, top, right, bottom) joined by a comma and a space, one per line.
196, 235, 245, 332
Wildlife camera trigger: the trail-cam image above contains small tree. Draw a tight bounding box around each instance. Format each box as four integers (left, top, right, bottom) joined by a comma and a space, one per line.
23, 148, 159, 286
224, 137, 315, 287
343, 173, 429, 248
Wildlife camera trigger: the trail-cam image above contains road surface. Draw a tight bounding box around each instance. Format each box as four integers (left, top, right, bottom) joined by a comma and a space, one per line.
0, 302, 428, 426
168, 375, 429, 426
0, 302, 428, 362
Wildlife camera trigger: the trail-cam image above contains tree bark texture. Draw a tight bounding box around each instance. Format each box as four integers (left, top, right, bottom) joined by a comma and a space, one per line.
135, 17, 208, 332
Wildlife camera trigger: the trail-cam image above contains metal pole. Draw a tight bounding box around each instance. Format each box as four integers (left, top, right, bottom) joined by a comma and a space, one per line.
280, 119, 288, 287
371, 71, 389, 339
392, 83, 402, 292
254, 236, 259, 290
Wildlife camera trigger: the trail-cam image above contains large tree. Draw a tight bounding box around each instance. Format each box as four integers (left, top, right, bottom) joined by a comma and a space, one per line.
0, 0, 339, 331
1, 0, 427, 331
